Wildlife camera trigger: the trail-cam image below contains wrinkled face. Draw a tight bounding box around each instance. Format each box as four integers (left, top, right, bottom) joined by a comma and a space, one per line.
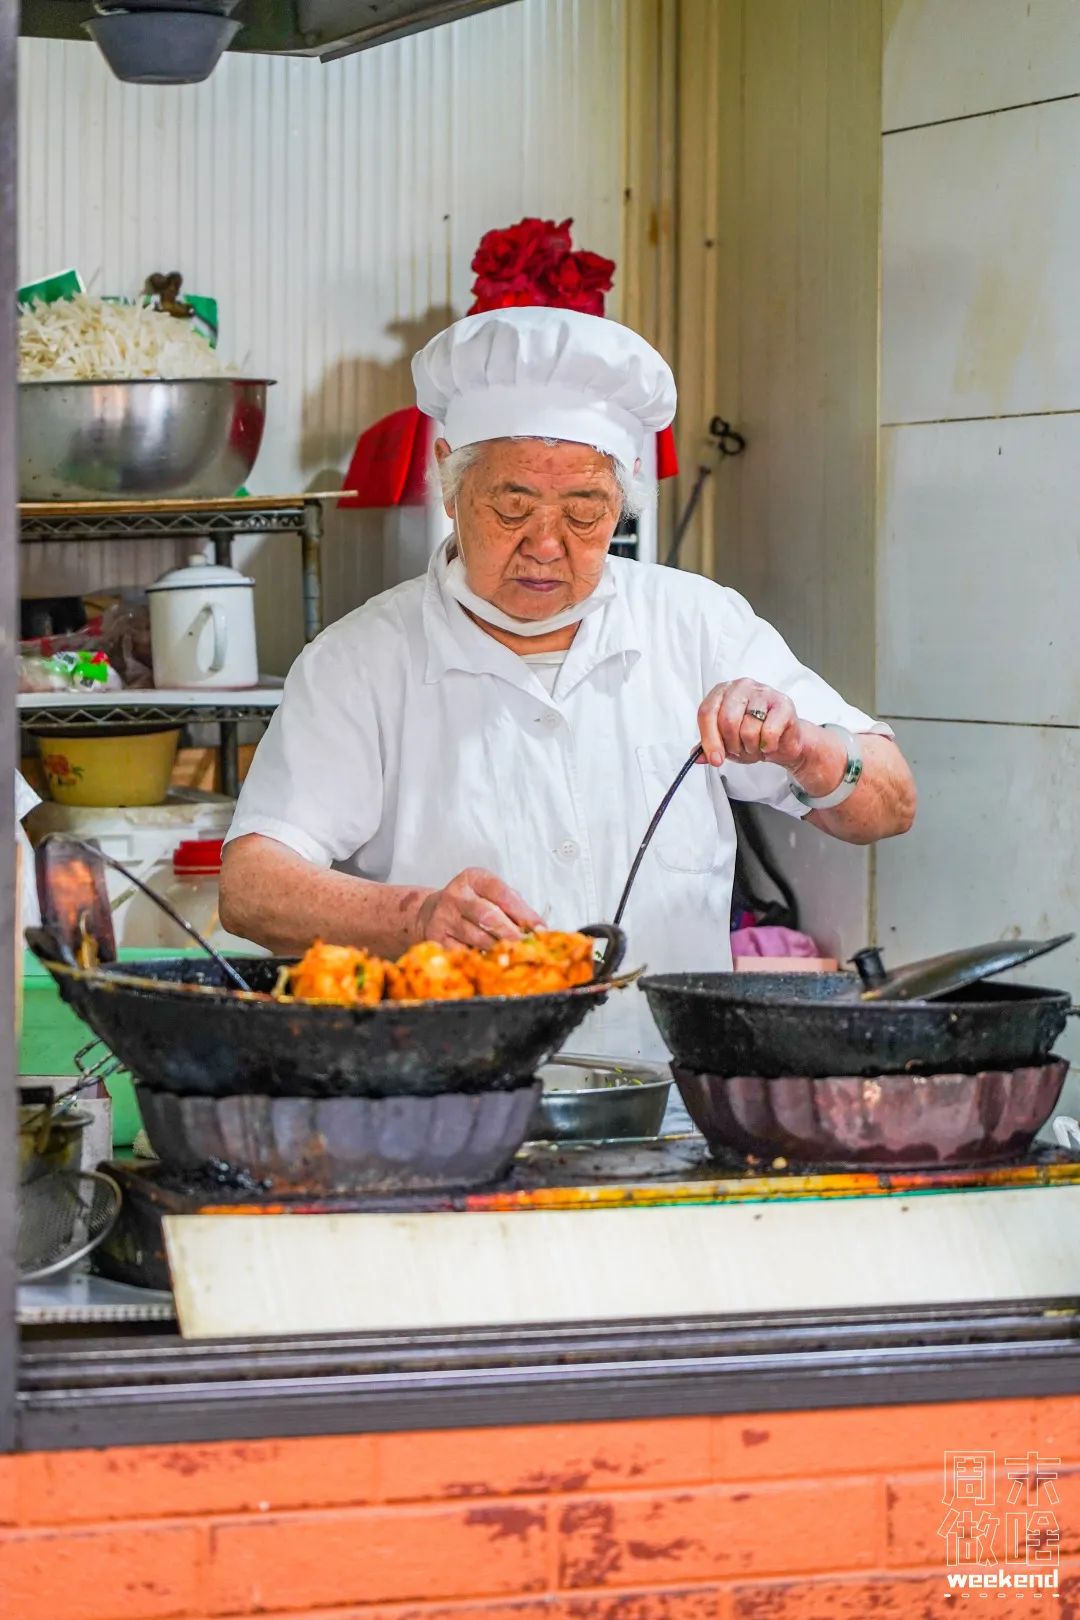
437, 437, 623, 621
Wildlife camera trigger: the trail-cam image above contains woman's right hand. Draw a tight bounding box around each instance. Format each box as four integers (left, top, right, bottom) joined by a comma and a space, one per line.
415, 867, 544, 950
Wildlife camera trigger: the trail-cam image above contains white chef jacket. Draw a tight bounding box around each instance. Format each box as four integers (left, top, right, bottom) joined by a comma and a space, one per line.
16, 771, 41, 934
227, 551, 886, 1061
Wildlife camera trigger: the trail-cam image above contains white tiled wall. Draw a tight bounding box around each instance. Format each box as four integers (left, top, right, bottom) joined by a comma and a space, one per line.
879, 415, 1080, 726
876, 719, 1080, 1092
882, 98, 1080, 424
878, 1, 1080, 1084
883, 0, 1080, 129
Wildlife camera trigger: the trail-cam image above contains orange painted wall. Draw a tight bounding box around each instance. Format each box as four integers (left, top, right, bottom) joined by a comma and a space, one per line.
1, 1397, 1078, 1619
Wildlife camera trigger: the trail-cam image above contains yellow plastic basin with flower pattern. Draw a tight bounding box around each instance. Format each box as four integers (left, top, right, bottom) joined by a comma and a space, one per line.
37, 727, 181, 807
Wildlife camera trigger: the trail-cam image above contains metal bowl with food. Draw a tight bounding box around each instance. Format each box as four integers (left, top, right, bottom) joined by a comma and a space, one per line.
530, 1057, 673, 1142
19, 377, 273, 501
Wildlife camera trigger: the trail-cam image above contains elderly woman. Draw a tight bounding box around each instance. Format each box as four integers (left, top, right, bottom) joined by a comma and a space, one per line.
221, 308, 915, 1058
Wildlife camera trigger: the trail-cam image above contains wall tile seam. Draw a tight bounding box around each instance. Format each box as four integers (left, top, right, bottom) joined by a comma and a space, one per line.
204, 1492, 556, 1531
0, 1469, 940, 1531
162, 1588, 729, 1620
878, 714, 1080, 730
883, 88, 1080, 139
374, 1471, 719, 1506
0, 1516, 216, 1540
1, 1475, 722, 1526
881, 408, 1080, 428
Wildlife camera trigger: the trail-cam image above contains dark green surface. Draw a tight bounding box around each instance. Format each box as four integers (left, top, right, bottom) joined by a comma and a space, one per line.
19, 948, 200, 1146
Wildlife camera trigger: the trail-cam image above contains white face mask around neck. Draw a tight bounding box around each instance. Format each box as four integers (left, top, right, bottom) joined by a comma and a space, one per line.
436, 537, 615, 638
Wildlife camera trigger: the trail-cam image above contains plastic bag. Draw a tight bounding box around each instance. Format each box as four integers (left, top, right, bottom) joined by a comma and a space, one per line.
18, 649, 122, 694
99, 598, 153, 688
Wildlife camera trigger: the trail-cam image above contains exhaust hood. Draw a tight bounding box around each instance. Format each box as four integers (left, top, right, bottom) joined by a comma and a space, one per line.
21, 0, 519, 83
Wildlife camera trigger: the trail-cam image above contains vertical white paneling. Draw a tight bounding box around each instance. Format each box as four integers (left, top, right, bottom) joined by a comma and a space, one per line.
17, 2, 625, 670
674, 0, 881, 712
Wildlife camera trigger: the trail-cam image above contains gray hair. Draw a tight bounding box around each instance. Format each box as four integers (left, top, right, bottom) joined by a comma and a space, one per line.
434, 438, 655, 519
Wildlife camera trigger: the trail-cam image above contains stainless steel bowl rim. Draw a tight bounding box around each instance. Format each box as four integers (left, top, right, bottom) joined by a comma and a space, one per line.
538, 1076, 672, 1098
19, 377, 277, 387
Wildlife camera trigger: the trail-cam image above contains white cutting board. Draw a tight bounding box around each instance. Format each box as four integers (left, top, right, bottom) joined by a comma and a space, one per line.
165, 1185, 1080, 1339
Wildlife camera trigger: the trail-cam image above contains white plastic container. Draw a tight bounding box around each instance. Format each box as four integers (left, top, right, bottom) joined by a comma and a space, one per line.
28, 795, 259, 952
125, 834, 259, 955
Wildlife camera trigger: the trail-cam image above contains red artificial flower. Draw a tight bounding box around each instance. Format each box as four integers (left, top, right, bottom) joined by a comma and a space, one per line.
562, 289, 607, 316
470, 272, 538, 305
467, 218, 615, 318
539, 250, 615, 310
471, 217, 572, 283
468, 288, 544, 314
572, 249, 616, 292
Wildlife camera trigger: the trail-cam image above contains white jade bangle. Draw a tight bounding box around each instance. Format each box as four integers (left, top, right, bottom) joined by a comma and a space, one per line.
788, 724, 863, 811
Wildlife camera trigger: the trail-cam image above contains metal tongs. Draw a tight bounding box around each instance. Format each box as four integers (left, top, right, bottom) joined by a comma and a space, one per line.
614, 743, 705, 925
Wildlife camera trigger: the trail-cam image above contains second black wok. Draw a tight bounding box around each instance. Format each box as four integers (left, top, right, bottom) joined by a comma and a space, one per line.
640, 971, 1073, 1078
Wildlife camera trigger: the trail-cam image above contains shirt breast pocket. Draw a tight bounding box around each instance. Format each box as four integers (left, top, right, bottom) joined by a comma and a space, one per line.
635, 744, 725, 874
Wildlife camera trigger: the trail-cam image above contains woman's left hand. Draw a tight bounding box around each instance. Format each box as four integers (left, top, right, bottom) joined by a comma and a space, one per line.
697, 678, 808, 769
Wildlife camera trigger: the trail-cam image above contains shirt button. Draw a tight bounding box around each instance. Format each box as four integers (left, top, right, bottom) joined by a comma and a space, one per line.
558, 839, 580, 861
540, 712, 561, 730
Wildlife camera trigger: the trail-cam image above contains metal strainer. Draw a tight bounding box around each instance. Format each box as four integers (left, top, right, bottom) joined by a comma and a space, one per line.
17, 1170, 121, 1283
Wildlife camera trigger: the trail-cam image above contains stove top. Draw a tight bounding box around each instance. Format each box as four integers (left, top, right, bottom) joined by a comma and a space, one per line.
94, 1136, 1080, 1294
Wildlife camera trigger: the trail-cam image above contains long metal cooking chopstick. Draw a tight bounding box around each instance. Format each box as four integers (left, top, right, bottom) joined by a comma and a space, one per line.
613, 743, 705, 926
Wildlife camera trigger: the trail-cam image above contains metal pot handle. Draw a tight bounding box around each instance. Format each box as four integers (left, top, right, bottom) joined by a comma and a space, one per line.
25, 923, 79, 972
578, 923, 627, 982
35, 833, 251, 993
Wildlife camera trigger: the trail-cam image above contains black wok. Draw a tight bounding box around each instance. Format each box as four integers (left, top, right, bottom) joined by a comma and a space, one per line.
27, 928, 631, 1099
640, 971, 1074, 1079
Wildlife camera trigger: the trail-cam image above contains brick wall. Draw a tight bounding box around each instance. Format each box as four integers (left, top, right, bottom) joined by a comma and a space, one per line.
1, 1397, 1078, 1619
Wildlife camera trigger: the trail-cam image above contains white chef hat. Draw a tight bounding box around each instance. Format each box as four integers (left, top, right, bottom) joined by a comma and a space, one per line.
412, 307, 677, 472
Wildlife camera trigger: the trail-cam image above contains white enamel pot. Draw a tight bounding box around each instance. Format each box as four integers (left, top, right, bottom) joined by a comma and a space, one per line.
148, 556, 259, 690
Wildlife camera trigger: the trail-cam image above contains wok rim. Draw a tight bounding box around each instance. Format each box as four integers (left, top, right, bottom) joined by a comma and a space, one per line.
67, 955, 641, 1020
638, 972, 1073, 1012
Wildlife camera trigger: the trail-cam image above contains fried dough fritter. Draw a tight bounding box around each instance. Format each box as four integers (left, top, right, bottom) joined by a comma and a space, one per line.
386, 941, 480, 1002
528, 930, 596, 986
282, 940, 386, 1007
275, 930, 597, 1007
470, 931, 595, 998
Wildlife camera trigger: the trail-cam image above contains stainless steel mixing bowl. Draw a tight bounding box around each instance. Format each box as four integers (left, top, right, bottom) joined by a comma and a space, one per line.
19, 377, 274, 501
529, 1057, 673, 1142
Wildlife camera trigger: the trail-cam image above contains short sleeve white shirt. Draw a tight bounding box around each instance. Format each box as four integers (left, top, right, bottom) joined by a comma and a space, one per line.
228, 555, 888, 1060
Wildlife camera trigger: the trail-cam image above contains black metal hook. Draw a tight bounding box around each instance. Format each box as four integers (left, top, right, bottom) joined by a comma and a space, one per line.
708, 416, 747, 457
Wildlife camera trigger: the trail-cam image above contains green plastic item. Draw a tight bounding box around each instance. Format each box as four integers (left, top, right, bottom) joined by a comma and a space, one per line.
17, 268, 84, 307
19, 947, 200, 1148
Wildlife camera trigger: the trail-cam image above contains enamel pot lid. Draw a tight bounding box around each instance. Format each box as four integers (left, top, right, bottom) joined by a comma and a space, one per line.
148, 555, 254, 591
